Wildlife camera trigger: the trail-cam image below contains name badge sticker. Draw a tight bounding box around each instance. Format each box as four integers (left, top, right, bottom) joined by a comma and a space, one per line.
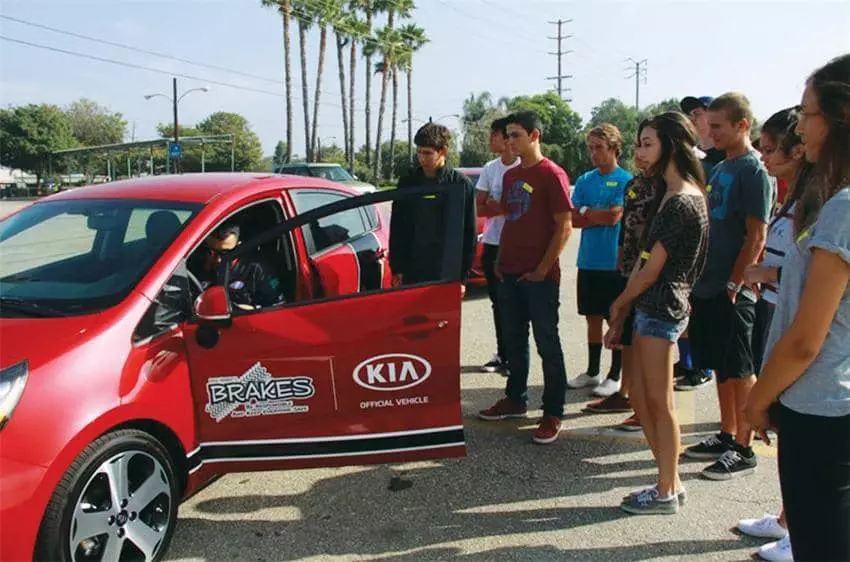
521, 182, 534, 193
606, 181, 619, 188
627, 190, 637, 200
640, 251, 651, 260
706, 184, 713, 193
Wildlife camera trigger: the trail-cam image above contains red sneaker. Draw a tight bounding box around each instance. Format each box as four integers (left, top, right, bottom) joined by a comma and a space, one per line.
532, 416, 562, 444
617, 413, 642, 432
478, 398, 527, 421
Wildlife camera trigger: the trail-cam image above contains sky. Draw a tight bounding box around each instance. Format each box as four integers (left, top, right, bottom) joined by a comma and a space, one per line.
1, 0, 849, 160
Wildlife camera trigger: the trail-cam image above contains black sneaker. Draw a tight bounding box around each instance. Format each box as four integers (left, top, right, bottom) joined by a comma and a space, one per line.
701, 449, 758, 480
682, 432, 734, 460
482, 354, 505, 374
675, 369, 712, 391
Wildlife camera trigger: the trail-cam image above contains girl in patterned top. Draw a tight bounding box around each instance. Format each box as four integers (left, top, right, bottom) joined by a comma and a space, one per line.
605, 112, 710, 515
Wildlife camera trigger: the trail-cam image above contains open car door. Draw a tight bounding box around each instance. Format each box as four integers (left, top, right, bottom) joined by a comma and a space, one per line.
184, 184, 467, 477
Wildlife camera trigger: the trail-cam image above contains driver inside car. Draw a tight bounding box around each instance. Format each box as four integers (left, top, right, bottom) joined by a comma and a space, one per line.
188, 222, 284, 311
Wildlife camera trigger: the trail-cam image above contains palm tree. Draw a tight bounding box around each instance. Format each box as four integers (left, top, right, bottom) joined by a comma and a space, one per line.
346, 8, 369, 172
309, 0, 345, 162
362, 0, 374, 171
293, 1, 313, 161
398, 23, 427, 163
371, 0, 414, 181
261, 0, 294, 163
334, 15, 351, 163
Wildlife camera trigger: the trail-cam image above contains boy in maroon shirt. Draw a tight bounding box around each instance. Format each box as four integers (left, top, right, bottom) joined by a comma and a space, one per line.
478, 110, 575, 444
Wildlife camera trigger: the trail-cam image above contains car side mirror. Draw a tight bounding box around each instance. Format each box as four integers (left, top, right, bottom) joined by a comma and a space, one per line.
193, 286, 232, 325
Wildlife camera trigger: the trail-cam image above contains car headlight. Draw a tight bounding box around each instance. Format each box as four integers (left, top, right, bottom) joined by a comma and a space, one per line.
0, 361, 28, 430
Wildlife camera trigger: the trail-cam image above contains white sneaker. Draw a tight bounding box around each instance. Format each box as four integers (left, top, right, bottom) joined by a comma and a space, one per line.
567, 373, 603, 389
737, 514, 788, 539
759, 535, 793, 562
592, 378, 621, 397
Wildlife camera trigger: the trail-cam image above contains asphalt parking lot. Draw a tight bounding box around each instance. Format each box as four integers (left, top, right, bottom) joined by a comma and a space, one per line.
1, 199, 782, 561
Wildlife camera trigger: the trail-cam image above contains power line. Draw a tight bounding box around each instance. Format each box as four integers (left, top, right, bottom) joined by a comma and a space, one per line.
0, 34, 351, 112
624, 57, 648, 110
546, 18, 573, 102
0, 14, 285, 86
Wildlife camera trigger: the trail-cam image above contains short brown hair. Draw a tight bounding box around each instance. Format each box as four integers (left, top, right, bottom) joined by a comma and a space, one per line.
708, 92, 755, 129
414, 123, 451, 151
586, 123, 623, 157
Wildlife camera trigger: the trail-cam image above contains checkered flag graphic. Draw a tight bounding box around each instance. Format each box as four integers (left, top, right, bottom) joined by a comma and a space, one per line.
205, 362, 272, 422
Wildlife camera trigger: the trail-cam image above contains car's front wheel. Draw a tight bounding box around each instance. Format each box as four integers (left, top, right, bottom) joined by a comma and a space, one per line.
35, 429, 179, 562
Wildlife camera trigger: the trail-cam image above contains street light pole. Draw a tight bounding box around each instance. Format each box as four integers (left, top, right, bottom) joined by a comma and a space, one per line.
172, 77, 179, 173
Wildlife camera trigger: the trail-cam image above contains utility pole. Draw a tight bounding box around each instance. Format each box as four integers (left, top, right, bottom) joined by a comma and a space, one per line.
547, 19, 573, 101
625, 58, 648, 110
172, 77, 179, 173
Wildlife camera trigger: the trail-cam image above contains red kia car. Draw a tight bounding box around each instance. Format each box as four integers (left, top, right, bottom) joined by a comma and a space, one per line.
457, 167, 486, 286
0, 173, 467, 562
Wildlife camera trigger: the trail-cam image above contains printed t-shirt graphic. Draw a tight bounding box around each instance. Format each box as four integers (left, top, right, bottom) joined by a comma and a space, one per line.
498, 158, 574, 281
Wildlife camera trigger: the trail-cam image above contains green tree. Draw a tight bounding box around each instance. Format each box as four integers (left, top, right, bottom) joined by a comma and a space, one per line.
273, 141, 288, 168
65, 98, 126, 146
507, 92, 587, 174
0, 104, 78, 186
197, 112, 263, 172
64, 98, 127, 181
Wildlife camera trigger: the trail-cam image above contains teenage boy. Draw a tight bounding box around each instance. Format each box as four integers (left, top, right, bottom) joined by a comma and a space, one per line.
683, 93, 773, 481
476, 117, 520, 373
478, 110, 574, 445
567, 124, 631, 398
389, 123, 477, 289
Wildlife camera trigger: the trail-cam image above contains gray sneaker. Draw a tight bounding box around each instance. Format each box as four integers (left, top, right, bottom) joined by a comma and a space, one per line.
623, 485, 687, 506
620, 487, 679, 515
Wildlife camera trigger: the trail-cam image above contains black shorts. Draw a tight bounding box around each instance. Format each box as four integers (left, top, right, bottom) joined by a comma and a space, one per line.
689, 292, 757, 382
577, 269, 623, 317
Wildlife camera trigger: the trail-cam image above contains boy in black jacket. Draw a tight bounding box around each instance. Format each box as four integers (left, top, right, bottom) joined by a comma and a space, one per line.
389, 123, 477, 291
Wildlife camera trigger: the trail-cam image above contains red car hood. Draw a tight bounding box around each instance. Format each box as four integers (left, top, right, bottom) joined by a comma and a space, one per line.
0, 314, 108, 371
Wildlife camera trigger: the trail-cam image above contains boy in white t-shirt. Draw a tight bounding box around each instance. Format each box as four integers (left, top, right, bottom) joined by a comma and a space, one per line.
476, 117, 520, 373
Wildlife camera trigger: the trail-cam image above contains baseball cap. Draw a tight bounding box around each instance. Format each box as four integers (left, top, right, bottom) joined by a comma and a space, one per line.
680, 96, 714, 114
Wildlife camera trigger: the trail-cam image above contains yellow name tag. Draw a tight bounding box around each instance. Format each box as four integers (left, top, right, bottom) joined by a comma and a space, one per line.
606, 181, 619, 187
423, 194, 437, 199
522, 182, 534, 193
706, 184, 713, 193
627, 190, 637, 200
640, 251, 651, 260
796, 228, 810, 243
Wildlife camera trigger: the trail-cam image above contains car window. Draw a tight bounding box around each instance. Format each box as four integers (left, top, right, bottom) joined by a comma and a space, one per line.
280, 166, 310, 177
290, 190, 369, 255
124, 208, 194, 243
309, 166, 355, 182
0, 199, 200, 316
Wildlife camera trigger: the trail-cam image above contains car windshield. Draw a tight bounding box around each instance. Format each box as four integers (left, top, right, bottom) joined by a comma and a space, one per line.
310, 166, 355, 182
0, 198, 201, 316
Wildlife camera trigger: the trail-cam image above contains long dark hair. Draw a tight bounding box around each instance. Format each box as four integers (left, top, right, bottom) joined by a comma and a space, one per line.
761, 106, 813, 219
643, 111, 706, 188
795, 53, 850, 235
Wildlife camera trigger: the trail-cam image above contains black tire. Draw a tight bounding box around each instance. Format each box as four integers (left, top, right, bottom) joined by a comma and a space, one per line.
34, 429, 180, 562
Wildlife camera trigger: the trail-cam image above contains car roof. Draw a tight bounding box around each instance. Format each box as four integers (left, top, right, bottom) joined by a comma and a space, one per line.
40, 172, 347, 205
279, 162, 342, 168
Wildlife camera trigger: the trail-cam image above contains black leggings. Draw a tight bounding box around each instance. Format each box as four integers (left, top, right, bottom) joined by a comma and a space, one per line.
779, 404, 850, 561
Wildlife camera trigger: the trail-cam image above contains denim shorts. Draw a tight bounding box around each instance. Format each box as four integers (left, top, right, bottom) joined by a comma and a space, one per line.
634, 310, 689, 342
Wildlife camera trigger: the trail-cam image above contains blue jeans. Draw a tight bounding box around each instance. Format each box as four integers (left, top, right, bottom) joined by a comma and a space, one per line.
634, 310, 689, 342
499, 275, 567, 418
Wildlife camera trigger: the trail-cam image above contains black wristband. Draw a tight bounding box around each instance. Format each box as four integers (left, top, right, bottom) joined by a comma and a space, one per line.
776, 266, 782, 283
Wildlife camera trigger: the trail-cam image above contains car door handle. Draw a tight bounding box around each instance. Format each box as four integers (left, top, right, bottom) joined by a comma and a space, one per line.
393, 315, 448, 336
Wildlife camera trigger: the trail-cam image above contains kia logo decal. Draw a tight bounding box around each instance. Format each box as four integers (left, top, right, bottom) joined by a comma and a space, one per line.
352, 353, 432, 391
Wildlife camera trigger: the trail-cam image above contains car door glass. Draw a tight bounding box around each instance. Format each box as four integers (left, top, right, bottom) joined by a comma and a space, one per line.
290, 190, 368, 254
134, 262, 192, 343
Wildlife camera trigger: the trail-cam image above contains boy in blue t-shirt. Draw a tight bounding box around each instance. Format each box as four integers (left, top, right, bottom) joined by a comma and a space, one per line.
567, 124, 631, 398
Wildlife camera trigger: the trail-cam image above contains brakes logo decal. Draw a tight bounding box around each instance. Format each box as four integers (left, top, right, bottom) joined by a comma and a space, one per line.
352, 353, 432, 392
205, 362, 315, 422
